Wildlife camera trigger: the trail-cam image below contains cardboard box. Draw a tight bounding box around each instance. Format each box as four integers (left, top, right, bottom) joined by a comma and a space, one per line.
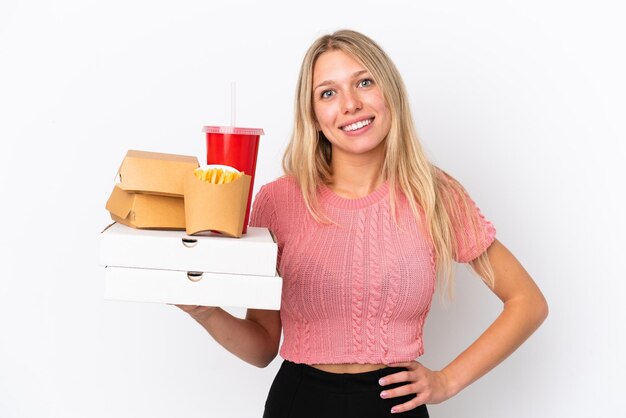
104, 267, 282, 310
100, 222, 282, 310
105, 185, 185, 230
184, 171, 251, 237
100, 222, 279, 277
116, 150, 199, 197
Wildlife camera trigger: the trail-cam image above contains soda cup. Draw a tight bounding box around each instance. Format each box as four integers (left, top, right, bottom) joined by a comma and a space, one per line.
203, 126, 264, 234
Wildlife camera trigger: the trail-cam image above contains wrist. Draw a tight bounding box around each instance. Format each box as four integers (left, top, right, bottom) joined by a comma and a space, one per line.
439, 368, 463, 399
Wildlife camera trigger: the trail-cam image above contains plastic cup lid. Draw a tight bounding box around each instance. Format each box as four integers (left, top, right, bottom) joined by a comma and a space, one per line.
202, 126, 264, 136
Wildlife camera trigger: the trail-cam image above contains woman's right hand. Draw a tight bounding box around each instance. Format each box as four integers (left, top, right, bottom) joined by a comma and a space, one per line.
175, 304, 220, 323
172, 304, 281, 367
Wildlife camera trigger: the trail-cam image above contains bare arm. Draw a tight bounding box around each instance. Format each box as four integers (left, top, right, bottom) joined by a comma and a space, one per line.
381, 239, 549, 411
177, 306, 281, 368
441, 238, 549, 396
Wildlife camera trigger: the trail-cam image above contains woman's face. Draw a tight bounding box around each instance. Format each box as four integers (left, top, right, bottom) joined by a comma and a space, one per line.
312, 49, 391, 161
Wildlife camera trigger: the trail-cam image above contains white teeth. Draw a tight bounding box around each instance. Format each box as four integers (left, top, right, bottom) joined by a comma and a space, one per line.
342, 118, 372, 132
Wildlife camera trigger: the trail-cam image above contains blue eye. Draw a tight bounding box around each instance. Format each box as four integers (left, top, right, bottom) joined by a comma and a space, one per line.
321, 90, 335, 99
359, 79, 373, 87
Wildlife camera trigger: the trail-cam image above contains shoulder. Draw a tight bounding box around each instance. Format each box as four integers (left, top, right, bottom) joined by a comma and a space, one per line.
433, 167, 460, 192
251, 175, 302, 228
254, 175, 301, 204
259, 175, 300, 193
434, 168, 474, 210
434, 168, 497, 263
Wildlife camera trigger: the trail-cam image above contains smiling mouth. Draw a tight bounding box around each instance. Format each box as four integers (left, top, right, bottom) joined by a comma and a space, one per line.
340, 118, 373, 132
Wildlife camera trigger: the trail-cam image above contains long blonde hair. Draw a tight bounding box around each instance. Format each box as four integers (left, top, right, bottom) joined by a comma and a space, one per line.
282, 29, 494, 294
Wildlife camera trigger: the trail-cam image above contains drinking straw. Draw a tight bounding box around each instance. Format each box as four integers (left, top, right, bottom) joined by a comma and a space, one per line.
230, 81, 236, 127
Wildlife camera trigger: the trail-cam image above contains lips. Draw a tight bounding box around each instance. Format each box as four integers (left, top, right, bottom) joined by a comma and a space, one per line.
340, 117, 374, 132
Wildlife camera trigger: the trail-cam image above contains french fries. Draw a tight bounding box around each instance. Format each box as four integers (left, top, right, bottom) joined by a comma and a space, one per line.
193, 167, 244, 184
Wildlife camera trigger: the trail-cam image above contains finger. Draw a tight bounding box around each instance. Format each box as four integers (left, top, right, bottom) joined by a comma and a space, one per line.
175, 304, 199, 313
379, 370, 413, 387
380, 382, 423, 400
386, 361, 414, 368
390, 396, 426, 415
387, 361, 421, 370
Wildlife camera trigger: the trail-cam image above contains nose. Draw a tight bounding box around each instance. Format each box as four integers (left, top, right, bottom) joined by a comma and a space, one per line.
342, 89, 362, 114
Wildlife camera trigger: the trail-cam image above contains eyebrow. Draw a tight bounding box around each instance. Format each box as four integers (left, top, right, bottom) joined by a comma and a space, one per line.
313, 69, 370, 91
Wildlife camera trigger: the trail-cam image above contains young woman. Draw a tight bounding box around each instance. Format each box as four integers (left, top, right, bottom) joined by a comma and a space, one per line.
178, 29, 548, 417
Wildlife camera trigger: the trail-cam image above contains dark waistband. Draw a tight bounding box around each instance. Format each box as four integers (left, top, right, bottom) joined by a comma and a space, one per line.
279, 360, 407, 392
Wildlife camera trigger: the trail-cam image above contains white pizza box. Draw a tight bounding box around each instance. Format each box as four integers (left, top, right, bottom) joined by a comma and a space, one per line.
99, 222, 278, 277
104, 266, 282, 310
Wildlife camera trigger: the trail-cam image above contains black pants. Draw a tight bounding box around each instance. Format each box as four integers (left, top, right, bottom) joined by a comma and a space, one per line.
263, 360, 429, 418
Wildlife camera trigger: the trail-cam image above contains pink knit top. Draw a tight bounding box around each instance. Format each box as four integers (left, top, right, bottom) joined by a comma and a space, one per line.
249, 176, 495, 365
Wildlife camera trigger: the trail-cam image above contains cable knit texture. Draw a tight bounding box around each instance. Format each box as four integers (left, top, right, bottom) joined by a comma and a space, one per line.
249, 176, 495, 365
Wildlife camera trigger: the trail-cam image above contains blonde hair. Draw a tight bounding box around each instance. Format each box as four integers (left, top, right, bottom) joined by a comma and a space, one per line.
282, 29, 494, 294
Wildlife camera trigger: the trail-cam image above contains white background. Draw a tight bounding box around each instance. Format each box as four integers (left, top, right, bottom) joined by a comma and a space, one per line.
1, 0, 624, 417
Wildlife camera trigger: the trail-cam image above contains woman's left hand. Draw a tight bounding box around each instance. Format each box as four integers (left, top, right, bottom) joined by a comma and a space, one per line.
379, 361, 453, 413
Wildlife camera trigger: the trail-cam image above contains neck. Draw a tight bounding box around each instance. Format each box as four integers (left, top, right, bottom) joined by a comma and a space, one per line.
328, 146, 385, 199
